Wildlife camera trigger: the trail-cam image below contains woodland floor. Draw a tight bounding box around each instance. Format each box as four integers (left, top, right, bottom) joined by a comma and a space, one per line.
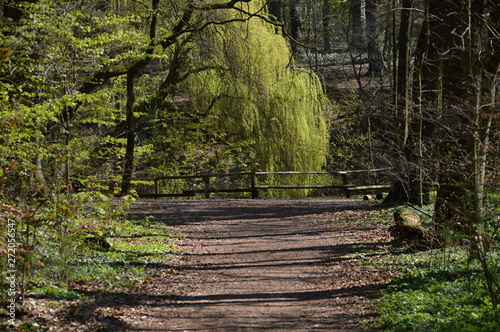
113, 198, 395, 331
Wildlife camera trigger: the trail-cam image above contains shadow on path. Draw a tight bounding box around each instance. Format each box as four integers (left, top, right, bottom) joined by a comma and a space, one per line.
129, 198, 381, 226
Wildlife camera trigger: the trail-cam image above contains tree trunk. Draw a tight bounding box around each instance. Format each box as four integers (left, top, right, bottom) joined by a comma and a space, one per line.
348, 0, 364, 51
322, 0, 332, 53
423, 1, 469, 228
385, 0, 426, 206
120, 70, 136, 196
289, 0, 302, 51
269, 0, 282, 22
3, 0, 38, 21
365, 0, 382, 76
395, 0, 412, 147
119, 0, 161, 196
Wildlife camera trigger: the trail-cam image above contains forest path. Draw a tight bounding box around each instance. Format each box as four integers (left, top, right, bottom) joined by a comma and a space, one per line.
125, 198, 390, 331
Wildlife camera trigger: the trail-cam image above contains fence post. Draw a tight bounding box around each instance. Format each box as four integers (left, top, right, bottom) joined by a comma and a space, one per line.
251, 172, 259, 199
154, 178, 159, 199
203, 175, 210, 199
339, 171, 352, 198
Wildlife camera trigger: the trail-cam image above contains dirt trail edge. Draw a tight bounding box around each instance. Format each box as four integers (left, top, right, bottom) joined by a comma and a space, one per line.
125, 198, 392, 331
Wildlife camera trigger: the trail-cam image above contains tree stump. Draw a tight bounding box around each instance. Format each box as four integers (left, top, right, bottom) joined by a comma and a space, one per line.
84, 234, 111, 250
389, 209, 430, 247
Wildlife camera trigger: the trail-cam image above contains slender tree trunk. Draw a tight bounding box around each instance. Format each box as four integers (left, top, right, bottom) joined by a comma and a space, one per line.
413, 0, 430, 207
395, 0, 412, 147
365, 0, 382, 76
384, 0, 420, 206
120, 71, 136, 196
120, 0, 160, 195
348, 0, 364, 51
269, 0, 282, 22
322, 0, 331, 53
289, 0, 302, 51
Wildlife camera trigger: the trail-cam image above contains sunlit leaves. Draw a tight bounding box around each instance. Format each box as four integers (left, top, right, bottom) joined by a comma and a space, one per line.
185, 0, 331, 177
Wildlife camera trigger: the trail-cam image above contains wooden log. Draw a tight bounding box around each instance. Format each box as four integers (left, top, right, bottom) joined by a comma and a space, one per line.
346, 184, 392, 191
389, 209, 434, 248
255, 185, 349, 189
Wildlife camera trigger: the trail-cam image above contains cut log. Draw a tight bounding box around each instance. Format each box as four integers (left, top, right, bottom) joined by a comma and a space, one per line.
84, 234, 111, 250
389, 209, 430, 248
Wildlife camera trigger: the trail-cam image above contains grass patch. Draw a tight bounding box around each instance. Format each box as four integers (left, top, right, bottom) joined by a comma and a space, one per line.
372, 247, 500, 331
46, 217, 179, 288
1, 212, 181, 331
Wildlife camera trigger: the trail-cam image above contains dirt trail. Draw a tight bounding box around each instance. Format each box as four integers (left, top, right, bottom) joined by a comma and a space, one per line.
125, 198, 390, 331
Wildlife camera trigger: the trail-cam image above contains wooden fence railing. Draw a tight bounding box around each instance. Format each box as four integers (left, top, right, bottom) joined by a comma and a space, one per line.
87, 168, 393, 199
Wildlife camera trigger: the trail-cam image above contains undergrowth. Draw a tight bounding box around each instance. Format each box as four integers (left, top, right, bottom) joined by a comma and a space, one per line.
1, 194, 180, 331
372, 248, 500, 331
370, 202, 500, 331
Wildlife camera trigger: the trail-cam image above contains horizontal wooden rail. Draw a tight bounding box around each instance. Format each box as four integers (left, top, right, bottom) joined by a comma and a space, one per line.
255, 185, 348, 189
135, 172, 255, 182
346, 184, 392, 191
254, 168, 392, 176
85, 168, 393, 199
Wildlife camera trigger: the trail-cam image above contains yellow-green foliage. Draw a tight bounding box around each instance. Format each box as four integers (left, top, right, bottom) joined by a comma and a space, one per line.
185, 0, 331, 178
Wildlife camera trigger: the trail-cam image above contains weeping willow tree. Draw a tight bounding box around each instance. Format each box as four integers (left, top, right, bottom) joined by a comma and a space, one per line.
184, 1, 331, 194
